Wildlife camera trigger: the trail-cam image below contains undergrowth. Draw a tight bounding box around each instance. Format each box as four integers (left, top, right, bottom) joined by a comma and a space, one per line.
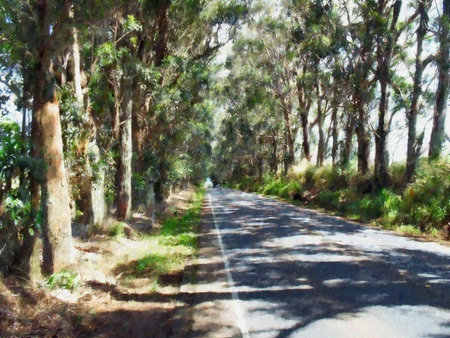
115, 188, 204, 285
229, 159, 450, 239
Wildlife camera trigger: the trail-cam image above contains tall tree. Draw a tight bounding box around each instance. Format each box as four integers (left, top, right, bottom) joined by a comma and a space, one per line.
429, 0, 450, 160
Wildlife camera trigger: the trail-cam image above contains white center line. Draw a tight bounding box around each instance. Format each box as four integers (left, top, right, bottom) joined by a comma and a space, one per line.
208, 193, 251, 338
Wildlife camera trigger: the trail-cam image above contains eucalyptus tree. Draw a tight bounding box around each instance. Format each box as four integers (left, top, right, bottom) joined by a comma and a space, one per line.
404, 0, 432, 183
429, 0, 450, 160
0, 0, 77, 274
129, 0, 250, 200
212, 30, 284, 181
371, 0, 421, 187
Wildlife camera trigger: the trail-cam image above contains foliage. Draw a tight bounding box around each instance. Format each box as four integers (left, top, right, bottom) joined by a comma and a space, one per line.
47, 270, 81, 291
108, 222, 126, 237
231, 158, 450, 237
400, 159, 450, 230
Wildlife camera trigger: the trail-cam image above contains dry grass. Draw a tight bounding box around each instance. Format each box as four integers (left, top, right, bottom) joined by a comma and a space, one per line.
0, 188, 200, 337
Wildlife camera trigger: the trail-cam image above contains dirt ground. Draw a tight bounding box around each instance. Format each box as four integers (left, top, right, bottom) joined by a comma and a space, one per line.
0, 189, 197, 338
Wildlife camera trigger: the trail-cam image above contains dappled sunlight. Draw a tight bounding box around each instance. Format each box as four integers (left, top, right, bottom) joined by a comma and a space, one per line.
188, 188, 450, 337
290, 305, 450, 338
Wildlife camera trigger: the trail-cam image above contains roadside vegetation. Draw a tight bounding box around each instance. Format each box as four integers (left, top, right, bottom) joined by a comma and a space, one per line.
228, 159, 450, 240
0, 188, 204, 337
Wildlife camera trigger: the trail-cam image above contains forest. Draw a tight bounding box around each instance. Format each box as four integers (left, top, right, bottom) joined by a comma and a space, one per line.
0, 0, 450, 285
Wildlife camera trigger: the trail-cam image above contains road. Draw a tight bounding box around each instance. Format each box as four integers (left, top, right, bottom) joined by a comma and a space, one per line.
182, 188, 450, 338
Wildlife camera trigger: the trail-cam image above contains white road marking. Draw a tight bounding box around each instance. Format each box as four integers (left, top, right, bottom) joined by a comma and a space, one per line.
208, 193, 251, 338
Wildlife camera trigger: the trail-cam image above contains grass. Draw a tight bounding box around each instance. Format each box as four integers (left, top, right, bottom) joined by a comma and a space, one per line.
47, 270, 81, 291
108, 222, 126, 237
229, 159, 450, 239
115, 188, 204, 285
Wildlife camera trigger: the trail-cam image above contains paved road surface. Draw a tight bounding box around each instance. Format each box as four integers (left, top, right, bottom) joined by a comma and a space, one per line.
182, 188, 450, 338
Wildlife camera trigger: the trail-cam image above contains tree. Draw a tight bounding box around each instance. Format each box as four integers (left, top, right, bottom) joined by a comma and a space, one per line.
429, 0, 450, 160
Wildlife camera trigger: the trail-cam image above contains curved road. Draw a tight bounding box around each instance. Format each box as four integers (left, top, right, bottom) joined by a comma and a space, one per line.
183, 188, 450, 338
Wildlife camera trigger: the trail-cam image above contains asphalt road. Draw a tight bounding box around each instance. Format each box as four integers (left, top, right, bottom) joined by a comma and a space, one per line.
184, 188, 450, 338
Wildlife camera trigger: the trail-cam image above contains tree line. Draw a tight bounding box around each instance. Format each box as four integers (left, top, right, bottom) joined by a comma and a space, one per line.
0, 0, 248, 276
213, 0, 449, 187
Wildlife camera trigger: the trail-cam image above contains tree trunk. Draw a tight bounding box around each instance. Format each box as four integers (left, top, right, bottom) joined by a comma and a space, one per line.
331, 105, 339, 167
374, 78, 389, 186
355, 100, 370, 174
34, 84, 74, 275
316, 77, 325, 167
374, 0, 402, 187
405, 0, 430, 183
116, 78, 133, 220
284, 108, 295, 174
269, 134, 278, 174
32, 0, 73, 275
340, 113, 355, 167
71, 26, 106, 231
429, 0, 450, 160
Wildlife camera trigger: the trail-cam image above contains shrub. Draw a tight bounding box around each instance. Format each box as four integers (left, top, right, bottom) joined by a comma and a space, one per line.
389, 162, 407, 191
301, 165, 317, 190
316, 190, 341, 210
260, 177, 285, 196
402, 159, 450, 229
313, 165, 351, 191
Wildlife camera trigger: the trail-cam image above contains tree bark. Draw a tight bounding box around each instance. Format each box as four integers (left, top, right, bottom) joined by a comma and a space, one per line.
355, 96, 370, 174
405, 0, 430, 183
269, 134, 278, 174
374, 0, 402, 187
116, 77, 133, 220
297, 77, 311, 162
331, 105, 339, 167
283, 105, 295, 175
32, 0, 73, 275
34, 86, 74, 275
71, 26, 106, 231
429, 0, 450, 160
315, 74, 325, 167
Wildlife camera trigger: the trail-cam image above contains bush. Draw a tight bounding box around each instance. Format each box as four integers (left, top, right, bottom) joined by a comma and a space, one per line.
279, 180, 303, 199
316, 190, 341, 210
260, 177, 286, 196
301, 165, 317, 190
389, 162, 407, 191
402, 159, 450, 230
313, 165, 352, 191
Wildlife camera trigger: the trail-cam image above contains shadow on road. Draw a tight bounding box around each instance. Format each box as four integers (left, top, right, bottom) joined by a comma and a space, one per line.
186, 189, 450, 337
83, 189, 450, 337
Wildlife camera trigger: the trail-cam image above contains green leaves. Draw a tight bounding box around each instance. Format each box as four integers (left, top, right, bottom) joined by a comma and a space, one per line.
123, 14, 142, 33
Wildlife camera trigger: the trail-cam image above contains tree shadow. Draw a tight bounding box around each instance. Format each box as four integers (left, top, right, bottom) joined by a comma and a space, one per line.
183, 189, 450, 337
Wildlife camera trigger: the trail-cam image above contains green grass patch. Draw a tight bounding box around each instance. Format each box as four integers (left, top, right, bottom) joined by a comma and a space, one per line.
108, 221, 126, 237
114, 188, 204, 285
397, 225, 423, 236
157, 190, 203, 249
47, 270, 81, 291
134, 252, 185, 276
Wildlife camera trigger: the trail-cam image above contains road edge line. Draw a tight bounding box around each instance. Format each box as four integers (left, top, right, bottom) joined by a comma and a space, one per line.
208, 192, 251, 338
